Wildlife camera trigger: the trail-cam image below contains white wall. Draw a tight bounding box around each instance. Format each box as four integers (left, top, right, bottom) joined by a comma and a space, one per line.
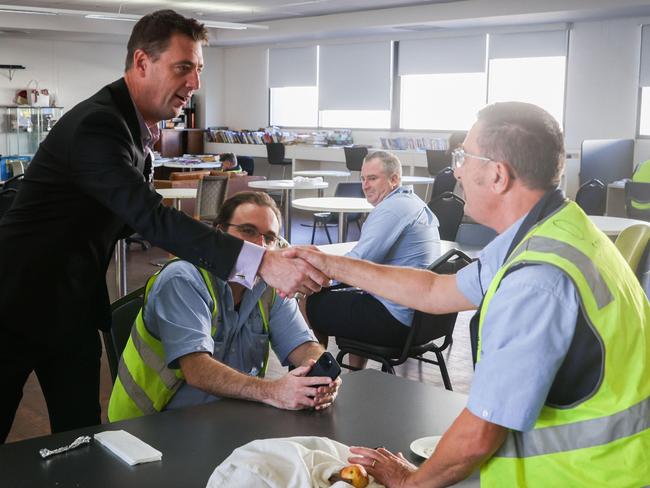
195, 46, 225, 128
0, 38, 125, 110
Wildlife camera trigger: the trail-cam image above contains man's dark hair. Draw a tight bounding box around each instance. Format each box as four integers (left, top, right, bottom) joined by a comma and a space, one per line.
476, 102, 565, 191
219, 153, 238, 165
125, 9, 209, 71
213, 191, 282, 229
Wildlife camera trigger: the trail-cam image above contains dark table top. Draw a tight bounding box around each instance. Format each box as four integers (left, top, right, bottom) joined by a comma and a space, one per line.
0, 369, 477, 487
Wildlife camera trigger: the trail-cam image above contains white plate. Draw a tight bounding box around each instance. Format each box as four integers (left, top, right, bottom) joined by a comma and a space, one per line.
410, 435, 442, 459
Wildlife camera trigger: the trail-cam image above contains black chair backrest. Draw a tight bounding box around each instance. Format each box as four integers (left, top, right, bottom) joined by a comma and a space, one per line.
428, 191, 464, 241
410, 249, 473, 346
330, 182, 364, 223
2, 174, 24, 191
0, 188, 18, 219
625, 181, 650, 221
575, 178, 606, 216
103, 287, 145, 382
431, 167, 456, 200
238, 155, 255, 175
425, 150, 452, 177
265, 142, 288, 166
344, 146, 368, 172
639, 244, 650, 299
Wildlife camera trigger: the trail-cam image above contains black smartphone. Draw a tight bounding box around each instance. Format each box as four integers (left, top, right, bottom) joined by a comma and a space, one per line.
306, 351, 341, 382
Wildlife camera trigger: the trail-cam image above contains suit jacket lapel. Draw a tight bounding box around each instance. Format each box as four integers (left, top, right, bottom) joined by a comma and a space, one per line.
107, 78, 147, 178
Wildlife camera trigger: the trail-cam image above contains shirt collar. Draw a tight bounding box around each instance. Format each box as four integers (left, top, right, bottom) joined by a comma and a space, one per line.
131, 96, 160, 151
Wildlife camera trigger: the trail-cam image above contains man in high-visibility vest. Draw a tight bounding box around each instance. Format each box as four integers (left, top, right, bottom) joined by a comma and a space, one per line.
288, 102, 650, 487
109, 192, 340, 422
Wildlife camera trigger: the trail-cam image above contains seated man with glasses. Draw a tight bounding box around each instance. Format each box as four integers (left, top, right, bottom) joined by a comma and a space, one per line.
108, 192, 340, 422
302, 150, 440, 369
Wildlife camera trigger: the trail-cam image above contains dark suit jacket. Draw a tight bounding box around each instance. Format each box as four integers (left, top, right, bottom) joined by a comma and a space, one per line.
0, 78, 243, 342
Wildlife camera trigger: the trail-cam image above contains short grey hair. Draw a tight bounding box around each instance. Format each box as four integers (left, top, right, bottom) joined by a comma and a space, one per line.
363, 150, 402, 179
476, 102, 565, 191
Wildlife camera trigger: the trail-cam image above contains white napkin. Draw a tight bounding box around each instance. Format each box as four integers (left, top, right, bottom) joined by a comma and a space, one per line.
207, 436, 383, 488
94, 430, 162, 466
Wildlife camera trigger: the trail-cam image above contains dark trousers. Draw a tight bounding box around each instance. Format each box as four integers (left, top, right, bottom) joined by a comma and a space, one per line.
0, 327, 102, 443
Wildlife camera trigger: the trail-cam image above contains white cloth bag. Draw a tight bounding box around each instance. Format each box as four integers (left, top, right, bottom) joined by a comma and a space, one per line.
207, 436, 384, 488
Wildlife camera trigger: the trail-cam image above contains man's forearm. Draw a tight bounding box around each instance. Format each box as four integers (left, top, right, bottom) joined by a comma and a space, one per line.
323, 254, 472, 315
287, 341, 325, 367
405, 409, 508, 488
180, 353, 275, 404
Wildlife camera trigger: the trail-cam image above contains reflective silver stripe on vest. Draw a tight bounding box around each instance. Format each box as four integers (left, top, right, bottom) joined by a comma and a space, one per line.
129, 327, 181, 390
496, 395, 650, 458
507, 235, 613, 309
117, 360, 156, 415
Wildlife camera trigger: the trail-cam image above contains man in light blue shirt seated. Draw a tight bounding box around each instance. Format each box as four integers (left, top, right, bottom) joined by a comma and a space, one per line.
303, 150, 440, 368
108, 192, 340, 421
288, 102, 649, 486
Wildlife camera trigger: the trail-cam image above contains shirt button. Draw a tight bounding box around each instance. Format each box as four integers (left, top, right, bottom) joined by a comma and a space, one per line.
482, 409, 489, 418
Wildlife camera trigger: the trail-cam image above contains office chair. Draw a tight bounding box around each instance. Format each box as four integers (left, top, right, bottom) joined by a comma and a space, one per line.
103, 286, 145, 383
615, 224, 650, 299
625, 181, 650, 221
308, 182, 364, 244
343, 146, 368, 172
196, 175, 229, 223
265, 142, 292, 180
335, 249, 473, 390
428, 191, 464, 241
238, 156, 255, 175
425, 150, 452, 177
575, 179, 606, 216
430, 167, 456, 201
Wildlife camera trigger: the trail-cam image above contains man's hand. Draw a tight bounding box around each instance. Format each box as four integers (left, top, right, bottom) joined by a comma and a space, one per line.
348, 447, 417, 488
282, 247, 335, 279
263, 363, 339, 411
258, 249, 330, 297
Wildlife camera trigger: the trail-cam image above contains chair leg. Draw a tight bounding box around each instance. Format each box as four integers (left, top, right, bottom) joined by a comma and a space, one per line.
435, 350, 453, 391
310, 219, 317, 245
324, 223, 333, 244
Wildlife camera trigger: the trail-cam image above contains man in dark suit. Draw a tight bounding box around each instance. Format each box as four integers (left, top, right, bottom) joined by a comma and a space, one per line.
0, 10, 327, 443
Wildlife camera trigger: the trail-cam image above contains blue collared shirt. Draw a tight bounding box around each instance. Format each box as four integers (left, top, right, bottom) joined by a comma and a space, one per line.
456, 215, 580, 432
143, 260, 317, 410
347, 186, 440, 325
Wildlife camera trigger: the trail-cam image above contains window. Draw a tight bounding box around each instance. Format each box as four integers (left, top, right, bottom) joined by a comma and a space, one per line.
488, 56, 566, 127
318, 41, 392, 129
487, 30, 567, 126
398, 35, 487, 130
269, 87, 318, 127
268, 46, 318, 127
641, 87, 650, 136
400, 73, 486, 130
319, 110, 391, 129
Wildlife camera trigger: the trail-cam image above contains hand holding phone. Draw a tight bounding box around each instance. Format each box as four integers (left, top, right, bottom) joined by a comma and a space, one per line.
306, 351, 341, 382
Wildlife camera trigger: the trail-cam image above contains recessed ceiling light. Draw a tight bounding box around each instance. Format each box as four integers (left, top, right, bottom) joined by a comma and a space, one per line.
85, 14, 139, 22
0, 8, 57, 16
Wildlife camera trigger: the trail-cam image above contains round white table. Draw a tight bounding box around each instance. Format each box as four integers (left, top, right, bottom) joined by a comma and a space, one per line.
588, 215, 649, 237
248, 180, 329, 242
292, 197, 373, 243
157, 188, 198, 212
402, 175, 436, 201
293, 170, 351, 178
